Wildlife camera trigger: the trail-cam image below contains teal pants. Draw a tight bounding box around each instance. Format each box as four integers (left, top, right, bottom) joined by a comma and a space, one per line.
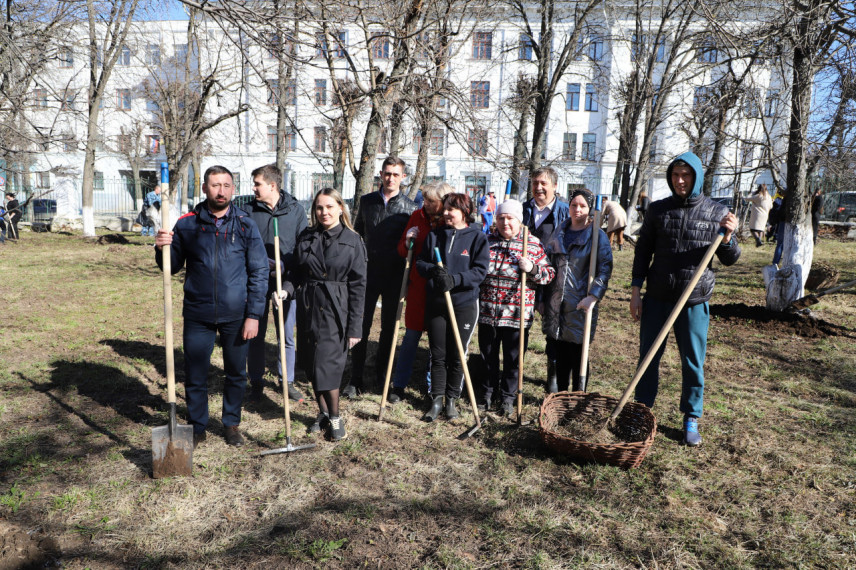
635, 297, 709, 419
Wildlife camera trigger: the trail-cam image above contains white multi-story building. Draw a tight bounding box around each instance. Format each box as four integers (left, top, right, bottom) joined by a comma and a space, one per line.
8, 7, 789, 220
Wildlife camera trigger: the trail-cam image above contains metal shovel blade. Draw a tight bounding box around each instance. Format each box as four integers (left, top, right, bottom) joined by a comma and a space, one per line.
152, 423, 194, 479
260, 438, 317, 456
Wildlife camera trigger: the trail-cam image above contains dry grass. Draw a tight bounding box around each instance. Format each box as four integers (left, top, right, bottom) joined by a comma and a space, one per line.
1, 228, 855, 569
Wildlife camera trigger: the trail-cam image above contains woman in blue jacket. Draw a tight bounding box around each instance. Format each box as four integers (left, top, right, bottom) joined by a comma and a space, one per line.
416, 193, 489, 422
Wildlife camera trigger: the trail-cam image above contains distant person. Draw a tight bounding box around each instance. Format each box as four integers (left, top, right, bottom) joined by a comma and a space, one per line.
542, 189, 612, 392
747, 184, 773, 247
769, 192, 786, 265
636, 191, 650, 220
4, 192, 21, 240
155, 166, 268, 448
143, 186, 162, 236
349, 156, 417, 397
522, 166, 569, 394
811, 187, 823, 245
478, 189, 496, 234
388, 181, 453, 404
244, 164, 308, 404
630, 152, 740, 447
282, 188, 366, 441
415, 193, 489, 422
601, 196, 627, 251
478, 199, 554, 416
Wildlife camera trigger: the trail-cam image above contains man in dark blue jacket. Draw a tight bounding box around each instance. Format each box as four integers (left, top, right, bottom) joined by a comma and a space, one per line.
243, 164, 308, 403
522, 166, 569, 394
630, 152, 739, 447
155, 165, 268, 448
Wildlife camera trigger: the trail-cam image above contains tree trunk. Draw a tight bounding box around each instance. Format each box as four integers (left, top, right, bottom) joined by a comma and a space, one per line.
510, 104, 531, 200
409, 118, 431, 198
352, 104, 385, 211
133, 164, 142, 211
81, 111, 98, 236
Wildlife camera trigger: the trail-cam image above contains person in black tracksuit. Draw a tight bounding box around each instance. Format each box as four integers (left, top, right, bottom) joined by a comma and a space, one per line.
349, 156, 417, 396
416, 193, 489, 422
282, 188, 366, 441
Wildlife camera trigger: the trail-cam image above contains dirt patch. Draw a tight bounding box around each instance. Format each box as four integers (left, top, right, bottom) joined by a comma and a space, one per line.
0, 521, 60, 570
710, 302, 853, 339
805, 262, 839, 291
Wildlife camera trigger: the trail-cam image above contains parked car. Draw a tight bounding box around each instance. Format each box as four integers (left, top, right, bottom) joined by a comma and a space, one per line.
828, 192, 856, 222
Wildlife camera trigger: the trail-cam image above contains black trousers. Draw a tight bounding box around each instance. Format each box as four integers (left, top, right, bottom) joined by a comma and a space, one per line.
554, 340, 589, 392
478, 324, 529, 405
348, 271, 400, 390
427, 301, 478, 399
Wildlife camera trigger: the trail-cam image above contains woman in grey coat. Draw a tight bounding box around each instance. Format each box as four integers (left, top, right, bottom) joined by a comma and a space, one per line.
541, 189, 613, 392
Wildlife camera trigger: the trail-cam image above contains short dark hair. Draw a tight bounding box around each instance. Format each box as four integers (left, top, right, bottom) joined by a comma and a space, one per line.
443, 192, 475, 223
251, 164, 281, 190
381, 156, 406, 171
5, 192, 14, 198
204, 165, 233, 184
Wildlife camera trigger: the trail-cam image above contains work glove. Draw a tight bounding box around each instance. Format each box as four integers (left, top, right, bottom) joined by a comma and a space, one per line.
270, 290, 288, 304
430, 266, 455, 292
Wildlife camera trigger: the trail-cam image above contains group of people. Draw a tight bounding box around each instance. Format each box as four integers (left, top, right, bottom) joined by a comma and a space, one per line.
154, 150, 739, 449
1, 192, 22, 243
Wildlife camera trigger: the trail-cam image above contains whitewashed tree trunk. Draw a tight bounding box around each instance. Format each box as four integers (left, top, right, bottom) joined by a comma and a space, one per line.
764, 220, 814, 311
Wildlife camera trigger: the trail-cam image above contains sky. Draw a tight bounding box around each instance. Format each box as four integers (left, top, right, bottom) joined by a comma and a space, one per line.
139, 0, 190, 21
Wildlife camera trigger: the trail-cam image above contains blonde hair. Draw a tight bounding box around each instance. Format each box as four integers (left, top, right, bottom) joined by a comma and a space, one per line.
311, 187, 353, 230
421, 181, 454, 202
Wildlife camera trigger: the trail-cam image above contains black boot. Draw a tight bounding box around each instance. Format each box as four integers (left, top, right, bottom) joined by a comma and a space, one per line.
546, 360, 558, 394
445, 397, 459, 420
422, 396, 444, 422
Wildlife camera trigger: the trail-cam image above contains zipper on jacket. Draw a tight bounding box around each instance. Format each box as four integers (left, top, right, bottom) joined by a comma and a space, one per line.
447, 229, 457, 256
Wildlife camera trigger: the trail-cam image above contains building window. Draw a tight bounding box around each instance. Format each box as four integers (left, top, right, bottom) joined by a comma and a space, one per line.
285, 80, 297, 105
94, 171, 104, 190
59, 47, 73, 68
315, 79, 327, 106
467, 128, 488, 157
315, 32, 328, 58
518, 34, 534, 60
285, 127, 297, 150
744, 88, 761, 118
33, 88, 48, 108
37, 172, 50, 188
562, 133, 576, 161
588, 36, 604, 61
146, 44, 161, 66
268, 126, 277, 152
741, 143, 754, 167
473, 32, 492, 59
581, 133, 596, 161
764, 89, 780, 117
314, 126, 327, 152
693, 86, 712, 109
465, 175, 487, 196
371, 32, 390, 59
632, 34, 666, 63
267, 79, 279, 105
697, 38, 718, 63
61, 91, 75, 111
429, 128, 445, 156
566, 83, 580, 111
117, 89, 131, 110
416, 32, 431, 60
334, 31, 347, 58
585, 84, 598, 112
470, 81, 490, 109
146, 99, 159, 112
62, 133, 76, 152
119, 45, 131, 66
412, 130, 422, 155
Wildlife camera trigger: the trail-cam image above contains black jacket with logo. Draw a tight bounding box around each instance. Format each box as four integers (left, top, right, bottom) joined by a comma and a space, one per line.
416, 224, 490, 310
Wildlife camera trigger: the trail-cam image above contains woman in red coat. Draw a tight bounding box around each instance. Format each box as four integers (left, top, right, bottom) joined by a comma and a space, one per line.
387, 182, 453, 403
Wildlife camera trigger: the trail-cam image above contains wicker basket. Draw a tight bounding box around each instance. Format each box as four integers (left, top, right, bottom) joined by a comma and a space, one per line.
539, 391, 657, 469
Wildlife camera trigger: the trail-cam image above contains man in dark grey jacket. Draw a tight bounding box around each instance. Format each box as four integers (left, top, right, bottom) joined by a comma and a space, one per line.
243, 164, 308, 403
630, 151, 739, 447
348, 156, 417, 396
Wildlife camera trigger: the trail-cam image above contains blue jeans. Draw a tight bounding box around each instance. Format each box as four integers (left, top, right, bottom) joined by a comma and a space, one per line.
635, 297, 709, 419
183, 318, 249, 433
248, 297, 296, 386
391, 328, 431, 392
772, 223, 785, 265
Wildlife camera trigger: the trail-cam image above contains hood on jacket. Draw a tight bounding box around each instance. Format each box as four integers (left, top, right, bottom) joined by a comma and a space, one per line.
666, 151, 704, 200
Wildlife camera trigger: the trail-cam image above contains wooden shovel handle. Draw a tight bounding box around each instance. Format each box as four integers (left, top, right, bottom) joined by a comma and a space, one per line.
161, 183, 176, 406
610, 231, 725, 422
379, 240, 414, 421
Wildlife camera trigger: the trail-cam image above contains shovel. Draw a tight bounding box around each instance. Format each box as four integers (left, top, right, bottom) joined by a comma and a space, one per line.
603, 228, 726, 432
516, 227, 530, 426
152, 163, 194, 478
378, 239, 415, 424
261, 219, 316, 456
577, 196, 603, 393
790, 278, 856, 310
433, 248, 485, 439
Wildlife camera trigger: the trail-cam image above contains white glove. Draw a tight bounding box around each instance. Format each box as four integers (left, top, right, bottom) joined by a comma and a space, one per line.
518, 256, 534, 273
270, 290, 288, 304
